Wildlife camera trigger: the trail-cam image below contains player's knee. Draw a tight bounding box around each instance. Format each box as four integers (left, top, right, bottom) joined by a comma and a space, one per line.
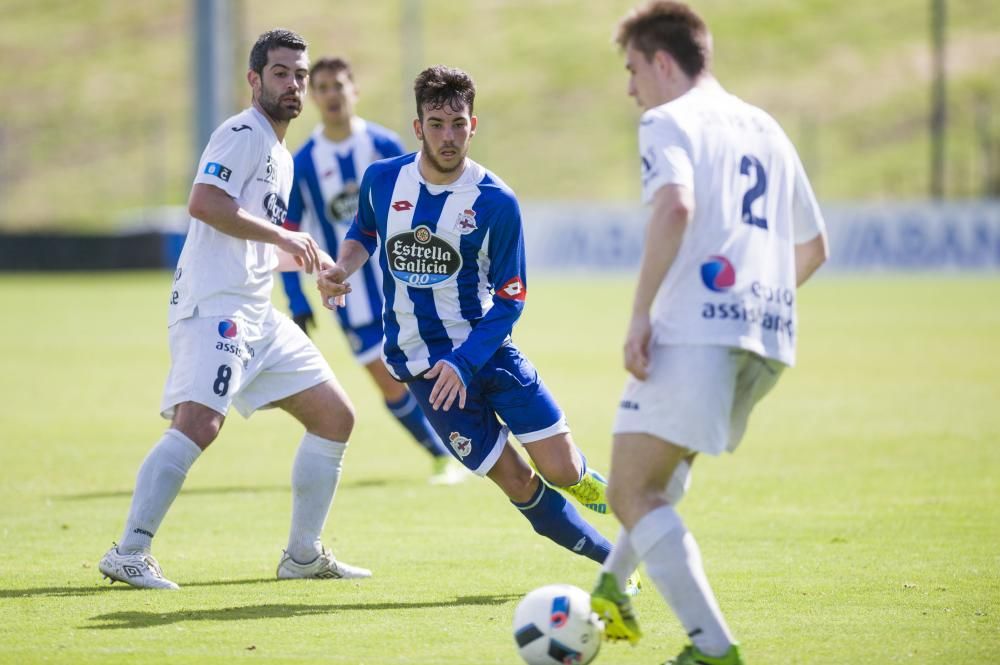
607, 481, 660, 528
171, 405, 223, 449
319, 400, 355, 441
606, 481, 629, 521
180, 421, 220, 449
534, 459, 581, 488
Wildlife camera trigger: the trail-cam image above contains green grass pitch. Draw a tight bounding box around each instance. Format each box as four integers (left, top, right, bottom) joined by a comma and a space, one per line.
0, 272, 997, 664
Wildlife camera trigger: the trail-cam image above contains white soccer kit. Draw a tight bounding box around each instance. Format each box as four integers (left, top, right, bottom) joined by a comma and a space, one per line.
170, 106, 294, 325
162, 106, 333, 418
615, 81, 826, 453
638, 81, 825, 367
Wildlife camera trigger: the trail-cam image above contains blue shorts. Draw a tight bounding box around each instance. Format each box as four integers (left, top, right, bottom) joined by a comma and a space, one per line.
405, 343, 570, 476
339, 319, 384, 365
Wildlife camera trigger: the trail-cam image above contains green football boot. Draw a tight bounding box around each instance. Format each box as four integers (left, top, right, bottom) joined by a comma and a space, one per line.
591, 571, 642, 645
665, 644, 744, 665
561, 467, 610, 515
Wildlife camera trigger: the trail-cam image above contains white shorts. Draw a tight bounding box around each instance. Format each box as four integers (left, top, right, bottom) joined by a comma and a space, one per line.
160, 308, 335, 419
613, 344, 784, 455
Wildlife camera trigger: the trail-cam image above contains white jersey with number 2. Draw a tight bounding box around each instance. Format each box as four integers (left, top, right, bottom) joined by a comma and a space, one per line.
639, 81, 826, 367
169, 107, 294, 327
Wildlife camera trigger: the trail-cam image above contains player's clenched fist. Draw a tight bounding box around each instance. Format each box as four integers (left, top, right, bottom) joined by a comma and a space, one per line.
317, 265, 352, 309
276, 228, 320, 274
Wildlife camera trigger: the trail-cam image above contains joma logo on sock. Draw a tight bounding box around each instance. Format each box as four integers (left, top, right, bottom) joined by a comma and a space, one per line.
132, 528, 154, 538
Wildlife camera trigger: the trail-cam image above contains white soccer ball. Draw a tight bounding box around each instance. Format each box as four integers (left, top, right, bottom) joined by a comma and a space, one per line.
512, 584, 603, 665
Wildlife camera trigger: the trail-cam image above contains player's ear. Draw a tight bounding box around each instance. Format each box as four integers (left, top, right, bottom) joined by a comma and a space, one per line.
412, 117, 423, 141
469, 115, 477, 136
247, 69, 259, 93
653, 50, 674, 78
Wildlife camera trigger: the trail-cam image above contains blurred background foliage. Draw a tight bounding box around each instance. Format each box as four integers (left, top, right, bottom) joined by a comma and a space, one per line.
1, 0, 998, 229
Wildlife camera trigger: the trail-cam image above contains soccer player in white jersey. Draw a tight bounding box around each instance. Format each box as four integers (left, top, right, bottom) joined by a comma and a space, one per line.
316, 66, 642, 588
280, 56, 464, 485
589, 3, 829, 664
97, 30, 370, 589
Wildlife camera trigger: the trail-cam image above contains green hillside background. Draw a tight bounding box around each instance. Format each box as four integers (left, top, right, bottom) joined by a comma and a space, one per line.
2, 0, 999, 230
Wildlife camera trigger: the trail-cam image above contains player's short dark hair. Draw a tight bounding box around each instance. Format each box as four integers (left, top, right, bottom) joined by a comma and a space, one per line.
413, 65, 476, 121
615, 1, 710, 78
249, 29, 308, 76
309, 57, 353, 85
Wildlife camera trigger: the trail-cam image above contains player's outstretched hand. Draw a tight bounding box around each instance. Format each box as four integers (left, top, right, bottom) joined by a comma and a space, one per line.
293, 311, 315, 336
624, 312, 653, 380
425, 361, 466, 412
277, 228, 321, 274
317, 265, 352, 310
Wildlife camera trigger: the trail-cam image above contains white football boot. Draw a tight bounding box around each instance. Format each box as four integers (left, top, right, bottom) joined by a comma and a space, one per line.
98, 545, 179, 590
276, 547, 372, 580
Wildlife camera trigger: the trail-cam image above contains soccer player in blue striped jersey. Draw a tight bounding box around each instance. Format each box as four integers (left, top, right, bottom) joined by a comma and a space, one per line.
280, 57, 463, 485
317, 65, 624, 570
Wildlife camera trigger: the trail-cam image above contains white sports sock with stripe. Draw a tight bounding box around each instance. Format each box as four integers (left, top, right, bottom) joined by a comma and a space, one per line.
119, 429, 202, 554
631, 504, 735, 657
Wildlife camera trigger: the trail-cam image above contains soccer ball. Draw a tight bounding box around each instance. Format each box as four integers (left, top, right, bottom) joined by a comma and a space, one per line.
512, 584, 603, 665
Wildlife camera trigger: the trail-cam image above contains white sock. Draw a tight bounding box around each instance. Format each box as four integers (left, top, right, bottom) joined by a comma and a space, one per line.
286, 433, 347, 562
119, 429, 202, 554
631, 504, 735, 657
602, 527, 640, 592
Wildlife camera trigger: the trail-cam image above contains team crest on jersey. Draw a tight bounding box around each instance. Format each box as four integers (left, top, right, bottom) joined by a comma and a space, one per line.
448, 432, 472, 459
453, 208, 478, 234
263, 192, 288, 225
387, 225, 462, 288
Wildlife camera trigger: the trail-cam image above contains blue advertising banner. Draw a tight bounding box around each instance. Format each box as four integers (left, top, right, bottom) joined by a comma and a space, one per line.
520, 201, 1000, 273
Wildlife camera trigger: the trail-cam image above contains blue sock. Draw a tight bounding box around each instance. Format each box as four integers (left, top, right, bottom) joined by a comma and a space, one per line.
386, 392, 449, 457
512, 480, 611, 563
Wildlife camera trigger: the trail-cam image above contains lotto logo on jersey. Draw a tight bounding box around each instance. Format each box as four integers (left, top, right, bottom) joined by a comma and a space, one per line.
700, 255, 736, 293
218, 319, 239, 339
387, 225, 461, 287
263, 192, 288, 225
497, 277, 526, 301
204, 162, 232, 182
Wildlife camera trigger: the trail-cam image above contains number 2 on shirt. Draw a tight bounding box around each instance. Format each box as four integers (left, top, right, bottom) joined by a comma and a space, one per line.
739, 154, 768, 230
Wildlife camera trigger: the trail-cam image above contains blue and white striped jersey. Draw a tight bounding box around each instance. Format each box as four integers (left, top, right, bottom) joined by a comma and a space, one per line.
346, 153, 528, 386
281, 117, 405, 331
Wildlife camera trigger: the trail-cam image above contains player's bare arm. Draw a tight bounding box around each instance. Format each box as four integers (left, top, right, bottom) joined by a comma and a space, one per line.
316, 238, 371, 309
625, 184, 692, 380
794, 232, 829, 286
188, 182, 321, 272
